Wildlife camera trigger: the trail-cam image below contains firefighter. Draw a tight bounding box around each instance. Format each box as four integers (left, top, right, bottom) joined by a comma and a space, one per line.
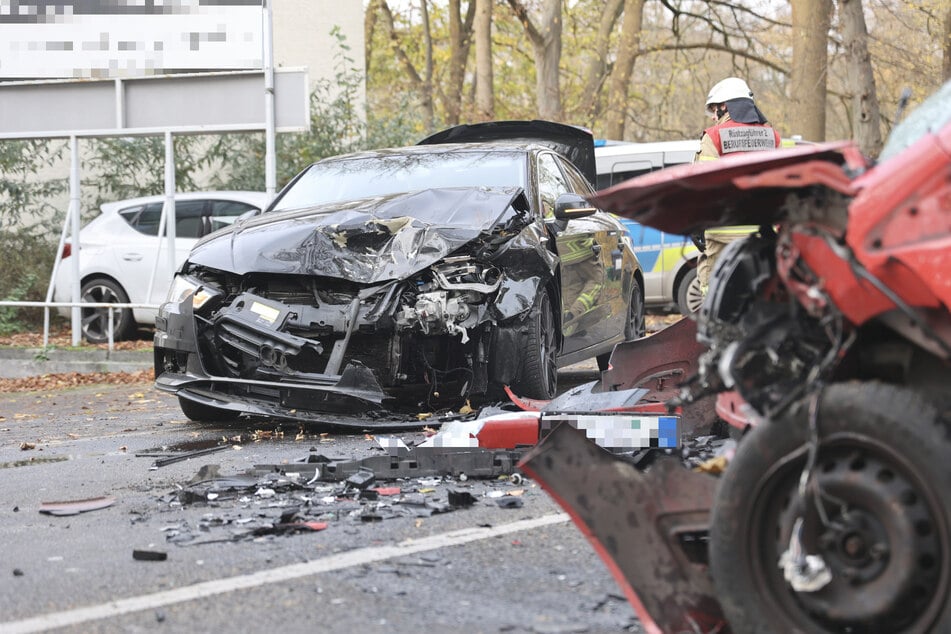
695, 77, 781, 295
560, 234, 603, 336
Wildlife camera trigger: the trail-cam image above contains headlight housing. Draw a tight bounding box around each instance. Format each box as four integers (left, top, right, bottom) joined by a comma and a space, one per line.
166, 275, 216, 310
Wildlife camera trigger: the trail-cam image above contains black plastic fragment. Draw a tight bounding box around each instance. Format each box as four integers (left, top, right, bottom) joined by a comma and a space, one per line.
495, 496, 524, 509
133, 549, 168, 561
448, 489, 478, 507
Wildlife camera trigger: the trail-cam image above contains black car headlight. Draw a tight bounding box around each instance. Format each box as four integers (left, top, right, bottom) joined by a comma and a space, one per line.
166, 274, 219, 311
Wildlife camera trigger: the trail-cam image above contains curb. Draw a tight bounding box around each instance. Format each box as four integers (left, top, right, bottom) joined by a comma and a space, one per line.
0, 348, 153, 379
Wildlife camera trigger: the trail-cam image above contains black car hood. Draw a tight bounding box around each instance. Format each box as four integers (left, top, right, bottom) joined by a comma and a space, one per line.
187, 187, 524, 284
418, 120, 597, 185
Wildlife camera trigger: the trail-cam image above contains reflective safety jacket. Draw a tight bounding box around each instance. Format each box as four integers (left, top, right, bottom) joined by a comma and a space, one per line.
701, 118, 781, 159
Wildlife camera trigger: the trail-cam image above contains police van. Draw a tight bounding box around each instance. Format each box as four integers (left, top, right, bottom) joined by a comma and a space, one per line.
594, 140, 702, 315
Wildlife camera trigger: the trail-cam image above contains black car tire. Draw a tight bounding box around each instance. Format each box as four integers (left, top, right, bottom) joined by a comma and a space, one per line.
178, 396, 236, 423
514, 290, 558, 400
709, 382, 951, 634
80, 277, 136, 343
624, 276, 646, 341
598, 278, 645, 371
676, 267, 703, 315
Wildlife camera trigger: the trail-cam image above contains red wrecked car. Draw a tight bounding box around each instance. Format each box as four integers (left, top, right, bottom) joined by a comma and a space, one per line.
522, 79, 951, 634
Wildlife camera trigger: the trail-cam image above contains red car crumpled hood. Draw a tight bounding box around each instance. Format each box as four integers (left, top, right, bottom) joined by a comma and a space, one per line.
587, 141, 866, 235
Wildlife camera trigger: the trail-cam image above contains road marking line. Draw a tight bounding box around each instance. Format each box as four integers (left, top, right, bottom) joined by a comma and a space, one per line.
2, 513, 569, 633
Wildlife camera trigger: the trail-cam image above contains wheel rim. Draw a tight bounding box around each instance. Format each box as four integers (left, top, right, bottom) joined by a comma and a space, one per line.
539, 295, 557, 396
684, 273, 704, 313
748, 435, 948, 632
81, 284, 124, 340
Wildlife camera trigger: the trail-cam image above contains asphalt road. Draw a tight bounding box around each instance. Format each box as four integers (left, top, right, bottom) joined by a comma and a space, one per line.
0, 364, 642, 634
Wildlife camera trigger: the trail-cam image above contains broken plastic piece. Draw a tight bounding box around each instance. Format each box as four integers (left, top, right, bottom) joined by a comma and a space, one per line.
346, 469, 376, 490
39, 496, 116, 516
447, 489, 478, 507
495, 496, 524, 509
132, 549, 168, 562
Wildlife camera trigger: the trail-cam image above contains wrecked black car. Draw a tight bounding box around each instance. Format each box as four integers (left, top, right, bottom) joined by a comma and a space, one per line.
154, 121, 644, 423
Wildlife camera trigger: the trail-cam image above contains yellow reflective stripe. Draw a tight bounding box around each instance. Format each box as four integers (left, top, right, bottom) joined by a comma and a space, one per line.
660, 244, 699, 269
576, 288, 602, 312
706, 225, 758, 236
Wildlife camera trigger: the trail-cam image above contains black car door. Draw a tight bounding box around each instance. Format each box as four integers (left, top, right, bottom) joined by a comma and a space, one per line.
537, 152, 611, 355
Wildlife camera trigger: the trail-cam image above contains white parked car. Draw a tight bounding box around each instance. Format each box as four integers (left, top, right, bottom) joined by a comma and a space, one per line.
54, 191, 270, 342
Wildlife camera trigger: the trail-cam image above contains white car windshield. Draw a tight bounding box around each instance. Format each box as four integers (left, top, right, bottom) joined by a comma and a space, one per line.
271, 150, 528, 212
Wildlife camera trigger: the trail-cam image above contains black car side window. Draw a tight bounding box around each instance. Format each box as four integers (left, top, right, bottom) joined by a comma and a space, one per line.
559, 157, 595, 194
537, 153, 571, 218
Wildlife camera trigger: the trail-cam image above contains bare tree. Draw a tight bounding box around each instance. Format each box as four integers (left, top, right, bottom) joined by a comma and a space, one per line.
604, 0, 646, 139
474, 0, 494, 120
944, 6, 951, 81
506, 0, 563, 120
377, 0, 436, 130
789, 0, 833, 140
421, 0, 435, 131
576, 0, 625, 121
445, 0, 476, 125
840, 0, 882, 157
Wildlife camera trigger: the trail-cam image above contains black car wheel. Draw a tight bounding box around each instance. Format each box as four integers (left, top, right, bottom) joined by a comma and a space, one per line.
178, 396, 236, 423
80, 277, 136, 343
624, 277, 646, 340
676, 267, 703, 315
514, 290, 558, 400
709, 382, 951, 634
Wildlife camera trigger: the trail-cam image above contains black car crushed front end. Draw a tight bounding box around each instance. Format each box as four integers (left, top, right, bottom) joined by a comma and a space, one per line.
154, 187, 560, 423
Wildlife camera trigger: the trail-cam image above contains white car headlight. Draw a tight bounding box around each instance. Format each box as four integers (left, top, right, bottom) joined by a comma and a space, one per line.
166, 275, 215, 309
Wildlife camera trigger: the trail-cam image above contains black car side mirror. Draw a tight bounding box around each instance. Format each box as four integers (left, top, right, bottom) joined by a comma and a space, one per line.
554, 193, 597, 221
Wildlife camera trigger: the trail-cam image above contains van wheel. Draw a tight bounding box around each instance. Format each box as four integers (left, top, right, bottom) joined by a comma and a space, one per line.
677, 267, 703, 315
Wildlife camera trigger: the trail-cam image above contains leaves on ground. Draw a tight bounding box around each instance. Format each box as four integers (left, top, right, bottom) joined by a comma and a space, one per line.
0, 369, 154, 393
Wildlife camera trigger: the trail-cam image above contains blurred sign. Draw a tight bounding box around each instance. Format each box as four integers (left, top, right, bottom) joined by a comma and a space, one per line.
0, 69, 309, 138
0, 0, 263, 79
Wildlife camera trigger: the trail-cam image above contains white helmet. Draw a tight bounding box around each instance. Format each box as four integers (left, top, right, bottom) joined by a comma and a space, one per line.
706, 77, 754, 112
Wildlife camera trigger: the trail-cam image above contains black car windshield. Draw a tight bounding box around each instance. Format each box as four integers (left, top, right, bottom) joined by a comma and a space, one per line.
271, 150, 528, 212
878, 79, 951, 163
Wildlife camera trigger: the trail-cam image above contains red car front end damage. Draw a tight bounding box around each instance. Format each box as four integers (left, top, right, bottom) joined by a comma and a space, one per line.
523, 80, 951, 633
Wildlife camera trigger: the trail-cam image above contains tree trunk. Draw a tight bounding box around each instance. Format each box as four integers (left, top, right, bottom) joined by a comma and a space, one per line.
576, 0, 625, 121
445, 0, 475, 126
507, 0, 563, 120
379, 0, 435, 132
421, 1, 435, 132
603, 0, 645, 140
943, 6, 951, 82
789, 0, 833, 141
365, 0, 381, 77
474, 0, 494, 121
840, 0, 882, 157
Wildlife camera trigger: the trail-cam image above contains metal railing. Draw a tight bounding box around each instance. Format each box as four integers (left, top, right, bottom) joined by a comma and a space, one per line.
0, 300, 159, 354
